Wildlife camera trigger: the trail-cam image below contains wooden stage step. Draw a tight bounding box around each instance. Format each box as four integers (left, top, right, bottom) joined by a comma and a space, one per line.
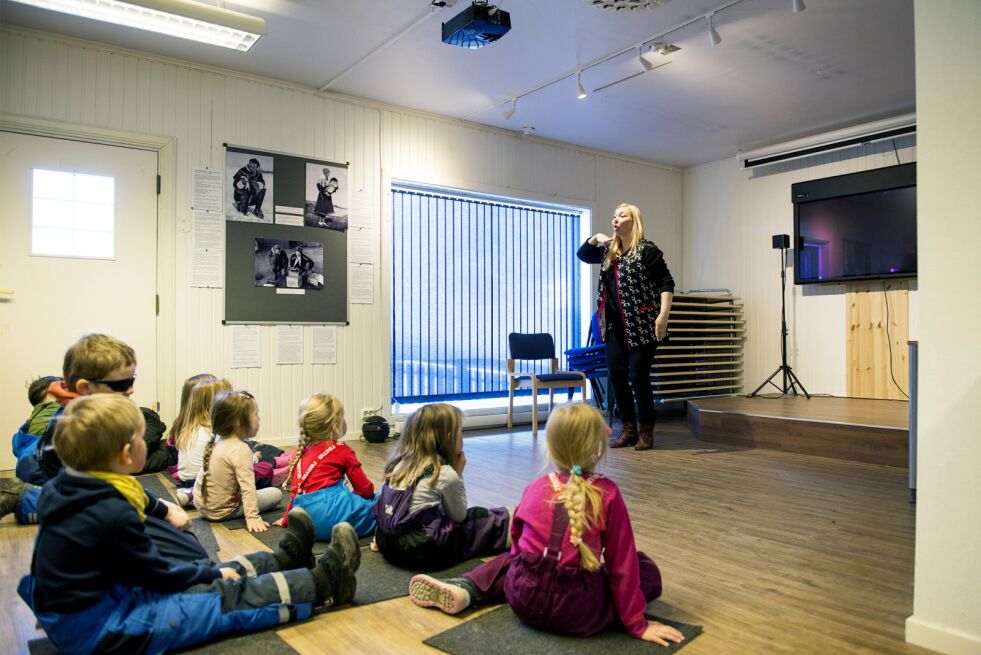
688, 396, 910, 467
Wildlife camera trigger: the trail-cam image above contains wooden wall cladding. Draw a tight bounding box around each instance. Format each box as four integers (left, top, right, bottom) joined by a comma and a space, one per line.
846, 280, 910, 400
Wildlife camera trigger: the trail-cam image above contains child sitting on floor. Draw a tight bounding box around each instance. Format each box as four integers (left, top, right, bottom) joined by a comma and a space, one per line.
372, 403, 511, 570
16, 394, 361, 655
11, 376, 68, 461
173, 377, 232, 488
408, 403, 684, 646
193, 390, 282, 533
275, 393, 376, 539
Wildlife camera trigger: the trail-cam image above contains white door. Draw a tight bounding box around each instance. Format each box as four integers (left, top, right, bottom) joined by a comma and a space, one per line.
0, 132, 158, 471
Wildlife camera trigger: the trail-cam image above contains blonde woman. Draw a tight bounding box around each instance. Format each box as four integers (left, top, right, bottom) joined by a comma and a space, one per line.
408, 404, 683, 646
576, 203, 675, 451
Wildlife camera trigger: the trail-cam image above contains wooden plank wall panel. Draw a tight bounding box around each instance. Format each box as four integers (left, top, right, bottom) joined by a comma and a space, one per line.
846, 281, 910, 400
1, 27, 683, 439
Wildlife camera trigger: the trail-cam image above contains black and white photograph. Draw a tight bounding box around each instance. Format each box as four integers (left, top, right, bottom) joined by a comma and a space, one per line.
254, 238, 324, 290
226, 150, 274, 223
303, 162, 348, 231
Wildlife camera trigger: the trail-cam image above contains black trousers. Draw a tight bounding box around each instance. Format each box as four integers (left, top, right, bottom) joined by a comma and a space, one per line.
605, 316, 657, 425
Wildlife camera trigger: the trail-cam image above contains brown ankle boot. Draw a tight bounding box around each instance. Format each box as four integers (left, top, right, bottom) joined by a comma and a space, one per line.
609, 422, 639, 448
635, 423, 655, 451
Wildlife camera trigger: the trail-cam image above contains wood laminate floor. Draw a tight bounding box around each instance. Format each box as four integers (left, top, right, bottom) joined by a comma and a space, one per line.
1, 418, 931, 654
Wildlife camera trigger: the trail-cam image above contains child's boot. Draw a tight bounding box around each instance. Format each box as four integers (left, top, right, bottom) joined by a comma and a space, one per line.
0, 479, 28, 519
609, 421, 639, 448
311, 522, 360, 606
409, 575, 480, 615
274, 508, 316, 570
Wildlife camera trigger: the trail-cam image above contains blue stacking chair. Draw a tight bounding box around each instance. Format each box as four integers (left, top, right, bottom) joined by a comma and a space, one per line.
507, 332, 587, 436
564, 312, 610, 415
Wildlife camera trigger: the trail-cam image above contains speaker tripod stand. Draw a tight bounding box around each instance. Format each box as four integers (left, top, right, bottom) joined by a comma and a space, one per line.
750, 242, 810, 398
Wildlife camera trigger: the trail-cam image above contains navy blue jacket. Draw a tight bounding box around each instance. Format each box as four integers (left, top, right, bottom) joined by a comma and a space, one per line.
30, 470, 220, 613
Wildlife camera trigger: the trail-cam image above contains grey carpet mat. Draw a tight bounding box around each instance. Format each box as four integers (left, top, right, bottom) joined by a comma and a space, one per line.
189, 517, 221, 561
138, 473, 175, 501
220, 490, 288, 529
353, 549, 485, 606
243, 523, 373, 555
424, 606, 702, 655
29, 627, 298, 654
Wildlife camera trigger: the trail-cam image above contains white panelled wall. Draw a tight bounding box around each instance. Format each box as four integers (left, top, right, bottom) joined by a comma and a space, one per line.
684, 138, 918, 397
0, 27, 683, 441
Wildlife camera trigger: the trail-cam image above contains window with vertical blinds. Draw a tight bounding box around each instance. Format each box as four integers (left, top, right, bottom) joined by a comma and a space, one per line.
391, 185, 583, 405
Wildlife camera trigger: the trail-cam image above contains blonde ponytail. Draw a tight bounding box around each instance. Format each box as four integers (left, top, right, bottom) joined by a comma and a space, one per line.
283, 432, 312, 490
562, 472, 605, 571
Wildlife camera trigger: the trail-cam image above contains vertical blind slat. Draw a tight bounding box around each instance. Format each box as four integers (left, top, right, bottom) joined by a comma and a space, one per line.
391, 188, 581, 404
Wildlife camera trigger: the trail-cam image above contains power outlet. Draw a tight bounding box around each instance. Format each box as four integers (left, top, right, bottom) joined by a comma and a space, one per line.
361, 405, 381, 420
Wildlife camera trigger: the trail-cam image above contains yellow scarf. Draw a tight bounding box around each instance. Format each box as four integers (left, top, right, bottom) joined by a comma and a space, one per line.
87, 471, 149, 522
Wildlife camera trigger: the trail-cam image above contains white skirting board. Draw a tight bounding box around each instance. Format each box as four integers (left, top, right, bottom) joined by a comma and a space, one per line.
906, 615, 981, 655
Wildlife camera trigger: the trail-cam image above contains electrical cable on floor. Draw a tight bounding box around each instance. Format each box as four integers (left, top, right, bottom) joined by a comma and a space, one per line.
883, 283, 910, 399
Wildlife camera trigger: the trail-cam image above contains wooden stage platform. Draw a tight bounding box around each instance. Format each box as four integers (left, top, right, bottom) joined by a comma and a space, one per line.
688, 395, 910, 467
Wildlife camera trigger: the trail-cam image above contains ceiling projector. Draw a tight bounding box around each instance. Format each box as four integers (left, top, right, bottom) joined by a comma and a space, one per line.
441, 2, 511, 49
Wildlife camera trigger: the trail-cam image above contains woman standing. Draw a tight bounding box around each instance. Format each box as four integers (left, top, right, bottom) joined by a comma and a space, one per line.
577, 203, 675, 451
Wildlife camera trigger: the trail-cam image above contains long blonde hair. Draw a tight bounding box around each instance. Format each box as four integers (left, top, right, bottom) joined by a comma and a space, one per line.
545, 403, 608, 571
385, 403, 462, 489
169, 373, 217, 441
174, 378, 232, 452
602, 203, 645, 271
283, 393, 345, 488
199, 390, 256, 504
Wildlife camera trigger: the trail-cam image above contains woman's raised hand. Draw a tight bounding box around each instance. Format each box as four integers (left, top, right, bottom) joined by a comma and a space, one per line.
589, 233, 612, 246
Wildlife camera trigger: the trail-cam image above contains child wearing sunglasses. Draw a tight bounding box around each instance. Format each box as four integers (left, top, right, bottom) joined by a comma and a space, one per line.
2, 333, 211, 565
193, 391, 282, 533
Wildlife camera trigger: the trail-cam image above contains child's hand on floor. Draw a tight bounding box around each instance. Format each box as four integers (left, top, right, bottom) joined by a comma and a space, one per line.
162, 500, 191, 531
219, 568, 240, 581
247, 517, 270, 533
640, 621, 685, 646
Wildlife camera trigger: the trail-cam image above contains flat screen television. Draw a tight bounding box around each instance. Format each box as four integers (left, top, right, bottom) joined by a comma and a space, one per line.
792, 162, 916, 284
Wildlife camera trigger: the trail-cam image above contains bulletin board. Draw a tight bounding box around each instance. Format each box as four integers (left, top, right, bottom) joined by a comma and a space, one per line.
222, 144, 349, 324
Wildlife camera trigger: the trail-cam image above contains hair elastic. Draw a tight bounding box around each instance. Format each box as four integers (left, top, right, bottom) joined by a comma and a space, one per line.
571, 464, 582, 475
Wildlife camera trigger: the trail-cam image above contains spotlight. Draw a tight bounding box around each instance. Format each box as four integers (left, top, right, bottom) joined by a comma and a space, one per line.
792, 0, 805, 13
639, 46, 654, 71
503, 97, 517, 120
708, 13, 722, 46
577, 72, 588, 99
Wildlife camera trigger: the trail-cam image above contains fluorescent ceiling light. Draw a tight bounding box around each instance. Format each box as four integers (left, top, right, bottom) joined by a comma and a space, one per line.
9, 0, 266, 51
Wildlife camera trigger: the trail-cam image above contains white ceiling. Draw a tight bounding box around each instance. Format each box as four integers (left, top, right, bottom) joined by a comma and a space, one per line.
0, 0, 915, 168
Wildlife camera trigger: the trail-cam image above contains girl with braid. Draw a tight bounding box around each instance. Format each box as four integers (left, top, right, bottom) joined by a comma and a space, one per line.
274, 394, 377, 539
408, 403, 684, 646
192, 391, 282, 533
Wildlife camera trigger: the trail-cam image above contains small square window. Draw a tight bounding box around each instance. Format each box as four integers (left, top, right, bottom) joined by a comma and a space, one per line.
31, 169, 115, 258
